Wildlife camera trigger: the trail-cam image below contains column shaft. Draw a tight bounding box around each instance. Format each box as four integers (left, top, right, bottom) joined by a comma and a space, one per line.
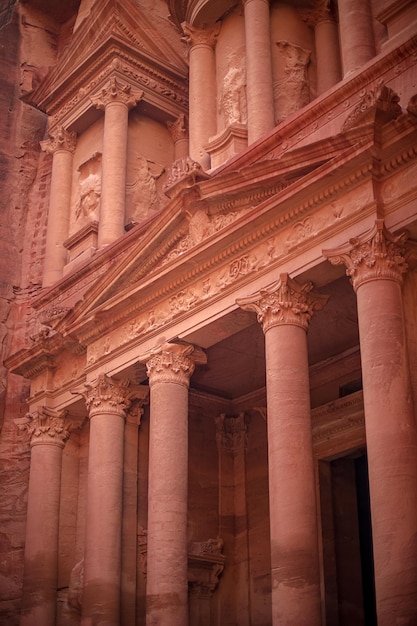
182, 24, 218, 169
243, 0, 275, 143
15, 409, 71, 626
356, 278, 417, 625
315, 18, 342, 94
99, 101, 129, 246
265, 323, 321, 626
337, 0, 375, 75
41, 127, 76, 287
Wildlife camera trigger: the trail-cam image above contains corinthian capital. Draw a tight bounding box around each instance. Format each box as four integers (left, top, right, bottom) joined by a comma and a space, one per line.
40, 126, 77, 154
75, 374, 132, 419
90, 76, 144, 110
167, 114, 188, 142
14, 406, 71, 448
237, 273, 328, 333
323, 220, 408, 291
181, 22, 220, 48
141, 341, 207, 388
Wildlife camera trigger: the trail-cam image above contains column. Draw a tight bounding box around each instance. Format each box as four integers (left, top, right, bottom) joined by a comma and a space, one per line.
237, 274, 327, 626
15, 407, 71, 626
243, 0, 275, 144
76, 374, 135, 626
314, 1, 342, 94
167, 113, 189, 160
337, 0, 375, 76
181, 23, 219, 169
324, 220, 417, 626
91, 76, 143, 247
141, 341, 206, 626
41, 126, 77, 287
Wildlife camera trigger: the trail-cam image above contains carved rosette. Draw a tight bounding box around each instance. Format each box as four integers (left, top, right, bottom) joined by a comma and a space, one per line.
142, 341, 207, 389
14, 406, 71, 448
181, 22, 220, 49
77, 373, 131, 419
323, 220, 408, 291
40, 126, 77, 154
90, 76, 144, 110
237, 273, 328, 333
215, 413, 247, 453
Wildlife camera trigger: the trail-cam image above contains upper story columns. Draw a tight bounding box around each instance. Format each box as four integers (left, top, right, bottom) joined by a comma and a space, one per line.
238, 274, 327, 626
337, 0, 375, 75
91, 77, 143, 247
181, 23, 219, 168
243, 0, 275, 144
141, 341, 206, 626
314, 1, 342, 94
41, 127, 77, 287
15, 408, 72, 626
324, 220, 417, 626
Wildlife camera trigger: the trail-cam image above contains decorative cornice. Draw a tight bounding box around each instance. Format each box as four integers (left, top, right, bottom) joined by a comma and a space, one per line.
40, 126, 77, 154
323, 220, 408, 290
14, 406, 72, 448
342, 83, 402, 131
141, 341, 207, 388
237, 273, 328, 333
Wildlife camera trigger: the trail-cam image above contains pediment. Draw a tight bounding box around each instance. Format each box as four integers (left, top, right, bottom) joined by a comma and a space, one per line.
27, 0, 188, 114
49, 129, 374, 341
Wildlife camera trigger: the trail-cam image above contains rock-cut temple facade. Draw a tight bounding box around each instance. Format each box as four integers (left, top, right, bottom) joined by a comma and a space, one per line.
1, 0, 417, 624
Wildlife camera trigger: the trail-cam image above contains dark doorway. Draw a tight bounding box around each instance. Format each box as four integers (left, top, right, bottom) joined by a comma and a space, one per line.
319, 451, 377, 626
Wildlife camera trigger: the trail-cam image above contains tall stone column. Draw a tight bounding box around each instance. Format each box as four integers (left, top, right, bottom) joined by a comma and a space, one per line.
76, 374, 135, 626
15, 407, 71, 626
91, 76, 143, 247
314, 1, 342, 94
237, 274, 327, 626
181, 23, 219, 169
167, 113, 189, 160
141, 341, 206, 626
324, 220, 417, 626
243, 0, 275, 144
41, 126, 77, 287
337, 0, 375, 76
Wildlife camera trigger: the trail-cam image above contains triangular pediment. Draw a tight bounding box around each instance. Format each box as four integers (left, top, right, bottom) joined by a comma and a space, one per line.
27, 0, 187, 113
49, 128, 375, 342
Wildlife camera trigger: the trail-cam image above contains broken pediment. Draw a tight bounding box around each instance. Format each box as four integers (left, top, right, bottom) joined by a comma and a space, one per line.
25, 0, 188, 125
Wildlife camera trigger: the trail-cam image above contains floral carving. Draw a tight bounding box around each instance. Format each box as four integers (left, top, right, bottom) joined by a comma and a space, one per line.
90, 76, 143, 110
215, 413, 247, 453
181, 22, 220, 49
74, 373, 131, 419
323, 220, 408, 290
141, 341, 206, 388
14, 406, 72, 447
343, 84, 402, 130
237, 273, 328, 332
40, 126, 77, 154
167, 113, 188, 143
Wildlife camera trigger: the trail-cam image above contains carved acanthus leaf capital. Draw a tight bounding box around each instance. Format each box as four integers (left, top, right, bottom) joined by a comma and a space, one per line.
14, 406, 71, 448
323, 220, 408, 291
167, 113, 188, 142
90, 76, 144, 110
215, 413, 247, 453
141, 341, 207, 388
40, 126, 77, 154
72, 374, 132, 419
237, 273, 328, 333
181, 22, 220, 49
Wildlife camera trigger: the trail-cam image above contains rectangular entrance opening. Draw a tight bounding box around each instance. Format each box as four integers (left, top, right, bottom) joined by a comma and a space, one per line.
319, 451, 377, 626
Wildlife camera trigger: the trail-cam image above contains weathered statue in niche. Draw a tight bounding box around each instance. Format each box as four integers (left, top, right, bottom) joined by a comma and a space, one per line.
219, 56, 247, 126
274, 40, 311, 122
126, 154, 164, 223
73, 152, 101, 223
